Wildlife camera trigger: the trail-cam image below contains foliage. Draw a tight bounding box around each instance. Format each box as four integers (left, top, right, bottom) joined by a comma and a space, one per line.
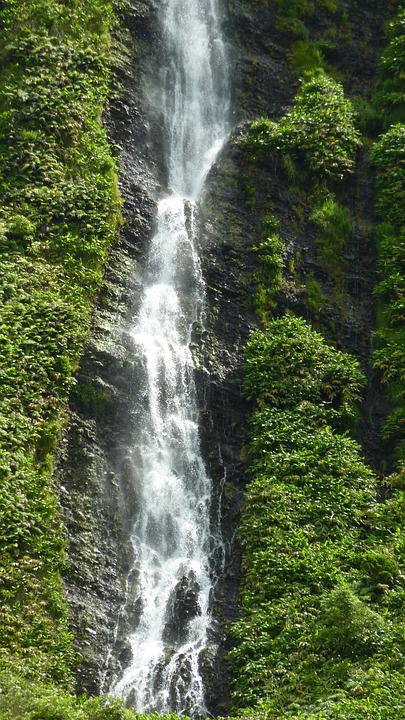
0, 671, 185, 720
370, 5, 405, 468
252, 214, 285, 323
372, 125, 405, 230
245, 75, 360, 180
274, 0, 339, 41
372, 124, 405, 468
306, 277, 327, 313
317, 585, 387, 658
230, 666, 405, 720
71, 382, 113, 416
373, 8, 405, 128
244, 315, 365, 425
310, 195, 351, 268
351, 95, 381, 136
230, 316, 405, 717
0, 0, 120, 684
309, 194, 351, 296
289, 40, 324, 76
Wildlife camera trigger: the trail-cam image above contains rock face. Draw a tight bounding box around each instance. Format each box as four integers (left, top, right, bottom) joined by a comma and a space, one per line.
163, 573, 202, 646
57, 0, 395, 709
225, 0, 396, 121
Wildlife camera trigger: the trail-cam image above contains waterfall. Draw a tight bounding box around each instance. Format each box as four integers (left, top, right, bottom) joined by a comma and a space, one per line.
110, 0, 229, 714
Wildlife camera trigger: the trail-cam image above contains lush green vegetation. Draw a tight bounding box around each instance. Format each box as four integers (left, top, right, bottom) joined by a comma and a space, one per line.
274, 0, 339, 54
0, 0, 120, 686
0, 671, 185, 720
252, 214, 285, 323
0, 1, 402, 718
310, 196, 351, 270
309, 194, 351, 297
235, 8, 404, 720
289, 39, 324, 76
243, 73, 356, 312
372, 125, 405, 469
305, 277, 328, 314
245, 75, 360, 180
371, 5, 405, 470
373, 7, 405, 129
230, 316, 405, 719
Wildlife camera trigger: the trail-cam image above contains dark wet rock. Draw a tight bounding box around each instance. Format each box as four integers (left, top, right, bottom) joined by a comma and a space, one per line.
118, 643, 133, 670
199, 644, 228, 717
226, 0, 396, 123
167, 656, 194, 715
163, 572, 202, 645
126, 688, 138, 708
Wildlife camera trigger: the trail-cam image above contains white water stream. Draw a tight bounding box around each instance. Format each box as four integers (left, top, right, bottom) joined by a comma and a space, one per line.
111, 0, 229, 714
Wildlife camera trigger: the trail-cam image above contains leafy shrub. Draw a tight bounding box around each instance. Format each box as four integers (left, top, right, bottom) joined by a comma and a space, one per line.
361, 548, 400, 588
233, 667, 405, 720
372, 125, 405, 230
274, 0, 339, 29
5, 215, 36, 241
310, 195, 351, 268
318, 586, 386, 658
306, 277, 327, 313
244, 315, 365, 424
373, 8, 405, 128
252, 214, 285, 322
245, 75, 361, 179
309, 194, 351, 297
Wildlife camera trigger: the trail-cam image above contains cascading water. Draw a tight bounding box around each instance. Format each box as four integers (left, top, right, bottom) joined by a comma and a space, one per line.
110, 0, 229, 714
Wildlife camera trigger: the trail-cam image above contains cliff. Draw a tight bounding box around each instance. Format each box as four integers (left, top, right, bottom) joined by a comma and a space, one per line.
0, 0, 403, 718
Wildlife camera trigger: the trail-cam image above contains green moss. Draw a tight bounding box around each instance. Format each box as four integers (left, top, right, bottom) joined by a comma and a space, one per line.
288, 248, 302, 276
271, 0, 340, 67
274, 0, 339, 28
244, 181, 257, 210
281, 152, 300, 181
0, 0, 120, 685
72, 382, 113, 416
